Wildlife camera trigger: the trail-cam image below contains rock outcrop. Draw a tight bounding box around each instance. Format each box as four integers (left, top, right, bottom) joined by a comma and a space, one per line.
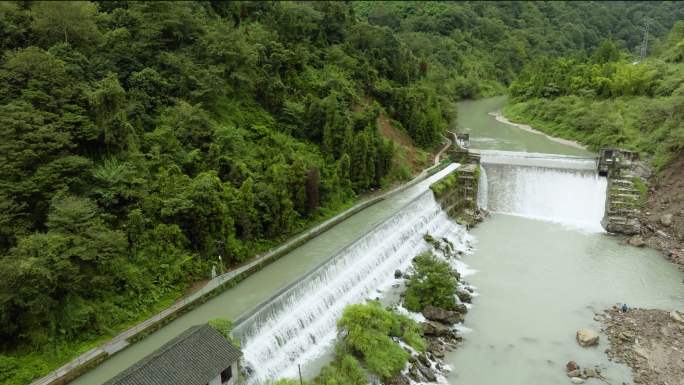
423, 306, 462, 324
456, 290, 472, 303
421, 321, 449, 336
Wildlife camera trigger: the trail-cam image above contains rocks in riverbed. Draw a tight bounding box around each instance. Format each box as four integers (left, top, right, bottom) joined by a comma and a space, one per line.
456, 290, 472, 303
423, 306, 462, 324
394, 269, 402, 278
386, 374, 410, 385
428, 344, 445, 358
617, 331, 635, 342
416, 363, 437, 382
408, 366, 420, 382
423, 234, 435, 243
576, 329, 599, 347
569, 377, 583, 384
566, 369, 580, 377
583, 368, 596, 378
628, 235, 646, 247
456, 304, 468, 314
566, 361, 579, 372
421, 321, 449, 336
418, 354, 431, 367
449, 269, 461, 280
670, 310, 683, 323
660, 214, 673, 227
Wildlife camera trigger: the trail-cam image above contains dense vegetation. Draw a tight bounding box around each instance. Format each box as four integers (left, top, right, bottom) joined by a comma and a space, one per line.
505, 21, 684, 169
1, 1, 681, 383
404, 251, 457, 311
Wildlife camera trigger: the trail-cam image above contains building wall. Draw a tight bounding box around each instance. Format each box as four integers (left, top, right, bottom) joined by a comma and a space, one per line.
224, 362, 238, 385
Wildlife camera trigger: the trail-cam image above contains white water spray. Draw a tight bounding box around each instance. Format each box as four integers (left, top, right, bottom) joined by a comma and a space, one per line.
232, 192, 472, 384
477, 165, 488, 210
482, 162, 606, 230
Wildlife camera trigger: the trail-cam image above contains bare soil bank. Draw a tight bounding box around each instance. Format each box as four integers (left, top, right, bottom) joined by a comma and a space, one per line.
630, 155, 684, 274
599, 308, 684, 385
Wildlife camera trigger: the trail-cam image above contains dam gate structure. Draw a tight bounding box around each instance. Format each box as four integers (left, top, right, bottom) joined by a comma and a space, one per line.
429, 132, 484, 228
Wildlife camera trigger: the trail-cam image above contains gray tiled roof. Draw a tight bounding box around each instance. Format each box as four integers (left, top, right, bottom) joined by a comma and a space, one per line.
104, 324, 243, 385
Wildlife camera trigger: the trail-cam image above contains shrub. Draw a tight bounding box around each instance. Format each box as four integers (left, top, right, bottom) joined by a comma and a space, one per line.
337, 302, 413, 380
404, 252, 457, 311
208, 317, 240, 347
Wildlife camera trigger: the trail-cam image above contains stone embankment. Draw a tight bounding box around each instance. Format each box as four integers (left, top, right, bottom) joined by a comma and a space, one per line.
597, 308, 684, 385
600, 148, 644, 235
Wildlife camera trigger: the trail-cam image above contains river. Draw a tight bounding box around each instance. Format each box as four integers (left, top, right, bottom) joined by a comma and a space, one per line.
449, 95, 684, 384
74, 95, 684, 385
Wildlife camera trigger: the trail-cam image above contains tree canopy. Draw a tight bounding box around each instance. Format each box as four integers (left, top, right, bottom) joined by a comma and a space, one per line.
1, 1, 682, 383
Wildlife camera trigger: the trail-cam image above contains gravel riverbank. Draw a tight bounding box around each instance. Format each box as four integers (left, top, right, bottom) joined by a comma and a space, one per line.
598, 308, 684, 385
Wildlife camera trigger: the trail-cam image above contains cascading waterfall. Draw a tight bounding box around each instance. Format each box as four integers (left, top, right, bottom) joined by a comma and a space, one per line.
232, 191, 472, 384
481, 162, 607, 229
477, 165, 488, 210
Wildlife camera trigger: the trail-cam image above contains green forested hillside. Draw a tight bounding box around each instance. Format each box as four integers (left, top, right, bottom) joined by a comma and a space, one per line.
0, 1, 681, 383
504, 21, 684, 168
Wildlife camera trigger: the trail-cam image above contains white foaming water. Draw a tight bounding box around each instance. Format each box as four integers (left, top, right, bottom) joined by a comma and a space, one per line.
481, 162, 607, 231
477, 165, 488, 210
232, 192, 472, 384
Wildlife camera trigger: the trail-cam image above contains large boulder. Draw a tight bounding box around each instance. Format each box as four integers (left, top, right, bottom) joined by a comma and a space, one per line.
457, 290, 472, 303
628, 235, 645, 247
418, 354, 431, 367
421, 321, 449, 336
423, 306, 462, 324
661, 214, 673, 227
576, 330, 599, 347
428, 345, 444, 358
416, 363, 436, 382
456, 304, 468, 314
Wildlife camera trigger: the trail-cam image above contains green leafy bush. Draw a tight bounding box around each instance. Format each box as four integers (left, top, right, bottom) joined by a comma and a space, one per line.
208, 317, 240, 347
337, 302, 418, 380
405, 252, 457, 311
313, 352, 367, 385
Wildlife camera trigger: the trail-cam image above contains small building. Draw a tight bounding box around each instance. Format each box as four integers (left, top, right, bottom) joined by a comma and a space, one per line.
597, 147, 637, 177
104, 324, 242, 385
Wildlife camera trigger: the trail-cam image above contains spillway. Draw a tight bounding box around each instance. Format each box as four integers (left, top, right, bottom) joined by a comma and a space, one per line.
479, 150, 606, 230
233, 187, 473, 384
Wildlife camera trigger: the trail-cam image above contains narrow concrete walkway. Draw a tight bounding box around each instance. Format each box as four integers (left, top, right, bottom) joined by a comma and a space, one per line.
30, 150, 456, 385
434, 138, 453, 165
